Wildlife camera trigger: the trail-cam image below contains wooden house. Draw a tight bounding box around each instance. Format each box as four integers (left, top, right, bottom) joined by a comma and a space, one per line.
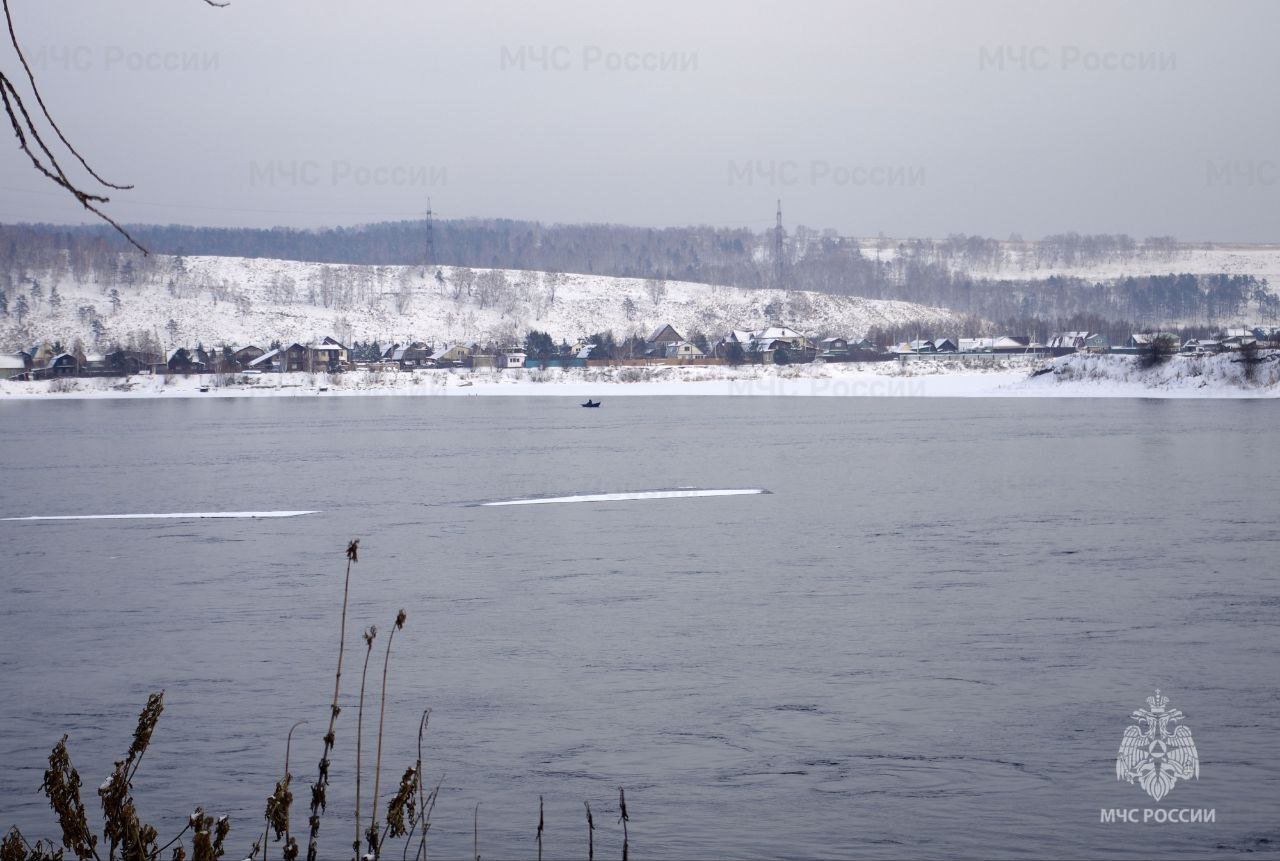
434, 344, 473, 366
35, 353, 78, 378
320, 337, 350, 365
383, 342, 434, 369
644, 324, 684, 356
281, 343, 310, 372
817, 337, 849, 362
0, 354, 27, 379
659, 341, 702, 359
310, 343, 346, 371
247, 349, 280, 372
232, 345, 266, 368
166, 348, 204, 374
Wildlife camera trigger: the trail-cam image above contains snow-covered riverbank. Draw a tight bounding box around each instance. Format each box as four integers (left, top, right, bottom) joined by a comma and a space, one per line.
3, 354, 1277, 400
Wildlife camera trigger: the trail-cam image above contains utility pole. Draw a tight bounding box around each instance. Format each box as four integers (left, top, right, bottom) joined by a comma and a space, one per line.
774, 199, 784, 292
424, 197, 436, 273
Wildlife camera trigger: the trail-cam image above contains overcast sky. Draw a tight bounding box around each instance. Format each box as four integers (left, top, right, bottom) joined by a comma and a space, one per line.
1, 0, 1277, 240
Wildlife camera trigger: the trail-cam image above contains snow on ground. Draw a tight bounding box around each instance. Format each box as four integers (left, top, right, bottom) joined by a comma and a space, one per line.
0, 254, 960, 351
3, 353, 1275, 399
1015, 350, 1280, 397
856, 238, 1280, 286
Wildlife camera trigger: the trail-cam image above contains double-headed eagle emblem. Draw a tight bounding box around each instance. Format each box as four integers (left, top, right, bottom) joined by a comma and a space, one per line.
1116, 690, 1199, 801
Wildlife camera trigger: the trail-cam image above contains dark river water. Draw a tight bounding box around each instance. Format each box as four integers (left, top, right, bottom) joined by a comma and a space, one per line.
1, 397, 1278, 859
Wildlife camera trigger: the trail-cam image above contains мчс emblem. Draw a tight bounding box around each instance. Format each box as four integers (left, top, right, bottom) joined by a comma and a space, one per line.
1115, 690, 1199, 802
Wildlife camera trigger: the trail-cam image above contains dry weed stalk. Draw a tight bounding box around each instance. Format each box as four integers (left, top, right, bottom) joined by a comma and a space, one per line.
354, 626, 378, 859
535, 797, 543, 861
188, 809, 229, 861
98, 692, 165, 860
617, 788, 630, 861
38, 735, 97, 859
306, 539, 359, 861
263, 720, 306, 861
584, 802, 594, 861
367, 610, 407, 858
404, 711, 439, 861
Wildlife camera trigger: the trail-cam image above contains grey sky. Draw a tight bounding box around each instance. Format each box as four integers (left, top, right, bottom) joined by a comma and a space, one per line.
1, 0, 1277, 240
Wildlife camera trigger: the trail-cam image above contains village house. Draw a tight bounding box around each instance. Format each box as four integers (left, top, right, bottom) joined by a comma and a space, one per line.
320, 336, 350, 364
1182, 338, 1224, 354
247, 349, 280, 372
382, 342, 434, 369
1046, 332, 1109, 354
79, 352, 110, 376
990, 335, 1035, 354
664, 341, 705, 359
0, 354, 26, 379
33, 352, 78, 379
1122, 333, 1181, 354
722, 326, 815, 363
817, 337, 850, 362
232, 345, 266, 368
166, 348, 204, 375
644, 324, 685, 357
434, 344, 473, 367
1218, 330, 1258, 351
282, 343, 311, 372
22, 344, 54, 370
309, 343, 346, 371
104, 349, 152, 376
496, 351, 527, 369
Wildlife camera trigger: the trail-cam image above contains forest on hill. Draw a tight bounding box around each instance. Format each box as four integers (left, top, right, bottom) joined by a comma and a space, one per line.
1, 220, 1273, 341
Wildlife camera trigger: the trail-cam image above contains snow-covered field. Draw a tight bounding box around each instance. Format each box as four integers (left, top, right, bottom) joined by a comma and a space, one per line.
3, 354, 1275, 399
0, 255, 960, 351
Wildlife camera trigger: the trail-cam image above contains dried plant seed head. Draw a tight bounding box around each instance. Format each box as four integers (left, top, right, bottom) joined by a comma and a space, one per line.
2, 828, 29, 861
346, 540, 359, 562
39, 734, 98, 860
363, 626, 377, 647
127, 691, 165, 768
394, 609, 407, 629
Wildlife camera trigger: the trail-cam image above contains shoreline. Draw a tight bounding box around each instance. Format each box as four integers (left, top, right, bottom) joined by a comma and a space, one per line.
2, 355, 1278, 400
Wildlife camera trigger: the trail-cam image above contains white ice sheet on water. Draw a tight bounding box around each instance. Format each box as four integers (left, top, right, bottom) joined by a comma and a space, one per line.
1, 511, 319, 521
482, 488, 766, 506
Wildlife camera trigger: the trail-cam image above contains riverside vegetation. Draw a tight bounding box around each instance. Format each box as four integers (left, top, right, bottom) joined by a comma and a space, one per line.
2, 541, 633, 861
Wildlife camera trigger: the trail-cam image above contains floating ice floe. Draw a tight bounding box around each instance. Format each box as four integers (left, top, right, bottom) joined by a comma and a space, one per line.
482, 488, 767, 506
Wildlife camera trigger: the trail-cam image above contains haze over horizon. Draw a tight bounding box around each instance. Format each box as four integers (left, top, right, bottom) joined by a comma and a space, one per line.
1, 0, 1277, 242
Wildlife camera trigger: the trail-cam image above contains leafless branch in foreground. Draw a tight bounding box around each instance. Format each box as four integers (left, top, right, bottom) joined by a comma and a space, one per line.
0, 0, 229, 252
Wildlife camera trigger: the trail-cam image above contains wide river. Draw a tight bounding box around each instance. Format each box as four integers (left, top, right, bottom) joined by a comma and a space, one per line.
1, 397, 1277, 859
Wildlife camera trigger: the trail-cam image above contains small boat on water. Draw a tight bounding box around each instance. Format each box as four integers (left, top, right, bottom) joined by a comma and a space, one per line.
581, 399, 601, 408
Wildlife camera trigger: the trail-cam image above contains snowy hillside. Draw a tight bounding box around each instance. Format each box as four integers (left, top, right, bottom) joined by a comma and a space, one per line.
857, 238, 1280, 286
0, 255, 962, 351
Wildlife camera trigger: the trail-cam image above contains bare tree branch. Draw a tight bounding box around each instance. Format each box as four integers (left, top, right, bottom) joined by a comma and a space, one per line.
3, 0, 132, 189
0, 0, 229, 252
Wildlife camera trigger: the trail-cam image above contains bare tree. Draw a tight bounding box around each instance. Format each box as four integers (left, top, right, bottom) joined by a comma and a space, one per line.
544, 270, 565, 305
644, 277, 667, 307
0, 0, 228, 252
474, 269, 507, 309
395, 269, 415, 315
451, 266, 475, 301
